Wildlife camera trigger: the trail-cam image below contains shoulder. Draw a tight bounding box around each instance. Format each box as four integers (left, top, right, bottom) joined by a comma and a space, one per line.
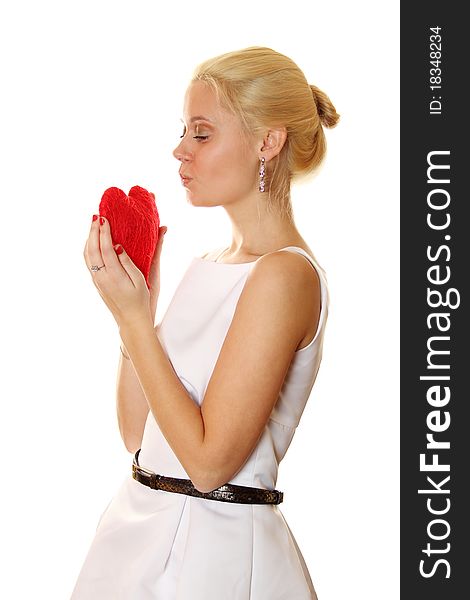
248, 249, 320, 303
236, 249, 321, 344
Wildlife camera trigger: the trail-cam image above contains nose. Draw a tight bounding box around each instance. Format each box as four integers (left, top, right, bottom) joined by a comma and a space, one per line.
172, 139, 192, 163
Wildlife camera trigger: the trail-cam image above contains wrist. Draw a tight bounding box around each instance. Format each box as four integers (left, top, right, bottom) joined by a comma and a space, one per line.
119, 315, 155, 358
118, 311, 153, 332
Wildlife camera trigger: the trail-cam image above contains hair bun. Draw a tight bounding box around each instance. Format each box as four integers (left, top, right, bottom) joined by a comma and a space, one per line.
310, 84, 340, 128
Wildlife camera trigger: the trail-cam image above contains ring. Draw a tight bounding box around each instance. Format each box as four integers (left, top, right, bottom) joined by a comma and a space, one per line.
90, 264, 105, 272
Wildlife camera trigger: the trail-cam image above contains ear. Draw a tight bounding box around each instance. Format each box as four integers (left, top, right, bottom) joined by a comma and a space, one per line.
259, 126, 287, 161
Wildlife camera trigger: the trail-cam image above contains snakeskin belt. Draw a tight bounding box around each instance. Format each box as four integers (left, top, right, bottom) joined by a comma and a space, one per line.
132, 449, 283, 505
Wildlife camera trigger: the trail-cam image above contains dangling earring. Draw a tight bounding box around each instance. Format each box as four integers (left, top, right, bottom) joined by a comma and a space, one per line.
259, 156, 266, 193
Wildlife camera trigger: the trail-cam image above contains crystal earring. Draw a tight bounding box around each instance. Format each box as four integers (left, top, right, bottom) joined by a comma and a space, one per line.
259, 157, 266, 192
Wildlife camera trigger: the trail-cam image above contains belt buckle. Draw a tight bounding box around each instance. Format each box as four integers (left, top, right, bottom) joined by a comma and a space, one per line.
134, 462, 158, 489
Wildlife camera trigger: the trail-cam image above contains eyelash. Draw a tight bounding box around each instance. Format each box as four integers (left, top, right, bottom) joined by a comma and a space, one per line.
179, 129, 209, 141
180, 134, 209, 141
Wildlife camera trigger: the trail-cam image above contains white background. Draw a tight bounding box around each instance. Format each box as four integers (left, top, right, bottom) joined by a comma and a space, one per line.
0, 1, 399, 598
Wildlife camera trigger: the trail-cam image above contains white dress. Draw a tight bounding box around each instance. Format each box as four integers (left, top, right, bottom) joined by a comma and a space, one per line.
70, 245, 329, 600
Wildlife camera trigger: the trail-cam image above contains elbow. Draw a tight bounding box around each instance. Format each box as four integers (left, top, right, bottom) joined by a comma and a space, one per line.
192, 477, 221, 495
117, 409, 148, 455
190, 458, 234, 494
119, 426, 143, 455
192, 479, 217, 495
124, 439, 141, 455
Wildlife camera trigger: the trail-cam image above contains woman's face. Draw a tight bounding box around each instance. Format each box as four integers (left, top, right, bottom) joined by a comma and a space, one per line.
173, 81, 259, 207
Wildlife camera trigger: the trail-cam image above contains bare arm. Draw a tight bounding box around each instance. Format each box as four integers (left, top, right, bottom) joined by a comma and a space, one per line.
115, 328, 159, 453
119, 251, 320, 493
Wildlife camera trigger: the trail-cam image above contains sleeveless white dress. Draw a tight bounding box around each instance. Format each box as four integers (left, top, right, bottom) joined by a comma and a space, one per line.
70, 245, 329, 600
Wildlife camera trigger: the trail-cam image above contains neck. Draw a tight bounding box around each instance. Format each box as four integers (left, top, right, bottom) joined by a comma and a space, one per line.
221, 193, 301, 259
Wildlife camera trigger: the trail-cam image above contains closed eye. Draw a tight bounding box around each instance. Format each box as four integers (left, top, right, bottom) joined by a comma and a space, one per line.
179, 125, 209, 141
179, 133, 209, 141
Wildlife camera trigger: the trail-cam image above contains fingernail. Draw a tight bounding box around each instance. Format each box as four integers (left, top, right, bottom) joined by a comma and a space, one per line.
115, 244, 124, 255
100, 217, 105, 226
92, 214, 98, 222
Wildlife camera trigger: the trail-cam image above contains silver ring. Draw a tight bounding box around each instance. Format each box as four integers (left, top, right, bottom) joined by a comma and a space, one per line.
89, 264, 105, 272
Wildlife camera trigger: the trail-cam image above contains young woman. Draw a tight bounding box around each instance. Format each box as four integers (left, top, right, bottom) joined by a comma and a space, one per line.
73, 45, 339, 599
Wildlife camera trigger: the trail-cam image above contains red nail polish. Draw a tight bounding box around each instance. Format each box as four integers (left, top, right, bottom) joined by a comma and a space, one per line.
115, 245, 124, 255
92, 214, 98, 222
100, 217, 105, 226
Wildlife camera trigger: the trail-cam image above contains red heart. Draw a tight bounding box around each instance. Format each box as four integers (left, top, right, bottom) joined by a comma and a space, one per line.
98, 186, 160, 289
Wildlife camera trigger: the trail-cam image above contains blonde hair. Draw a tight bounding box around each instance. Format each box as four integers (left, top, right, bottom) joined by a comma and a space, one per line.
191, 46, 340, 222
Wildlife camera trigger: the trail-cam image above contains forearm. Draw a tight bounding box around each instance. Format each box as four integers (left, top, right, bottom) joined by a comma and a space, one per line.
118, 316, 206, 487
116, 347, 150, 453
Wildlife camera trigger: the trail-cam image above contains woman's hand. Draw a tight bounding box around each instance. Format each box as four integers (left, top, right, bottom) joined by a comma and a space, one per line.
83, 215, 166, 329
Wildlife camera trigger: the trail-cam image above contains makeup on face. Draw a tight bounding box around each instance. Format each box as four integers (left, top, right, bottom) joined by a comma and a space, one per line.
180, 118, 214, 141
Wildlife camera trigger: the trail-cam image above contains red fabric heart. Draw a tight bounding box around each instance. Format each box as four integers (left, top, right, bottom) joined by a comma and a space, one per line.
98, 186, 160, 289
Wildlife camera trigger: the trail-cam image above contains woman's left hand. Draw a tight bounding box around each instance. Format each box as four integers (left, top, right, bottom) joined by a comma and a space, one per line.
84, 214, 156, 329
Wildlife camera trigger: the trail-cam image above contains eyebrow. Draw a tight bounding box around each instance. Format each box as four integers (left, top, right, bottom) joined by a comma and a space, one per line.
180, 116, 214, 124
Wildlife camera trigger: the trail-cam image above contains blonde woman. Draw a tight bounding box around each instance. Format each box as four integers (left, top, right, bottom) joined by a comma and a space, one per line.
73, 46, 339, 599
